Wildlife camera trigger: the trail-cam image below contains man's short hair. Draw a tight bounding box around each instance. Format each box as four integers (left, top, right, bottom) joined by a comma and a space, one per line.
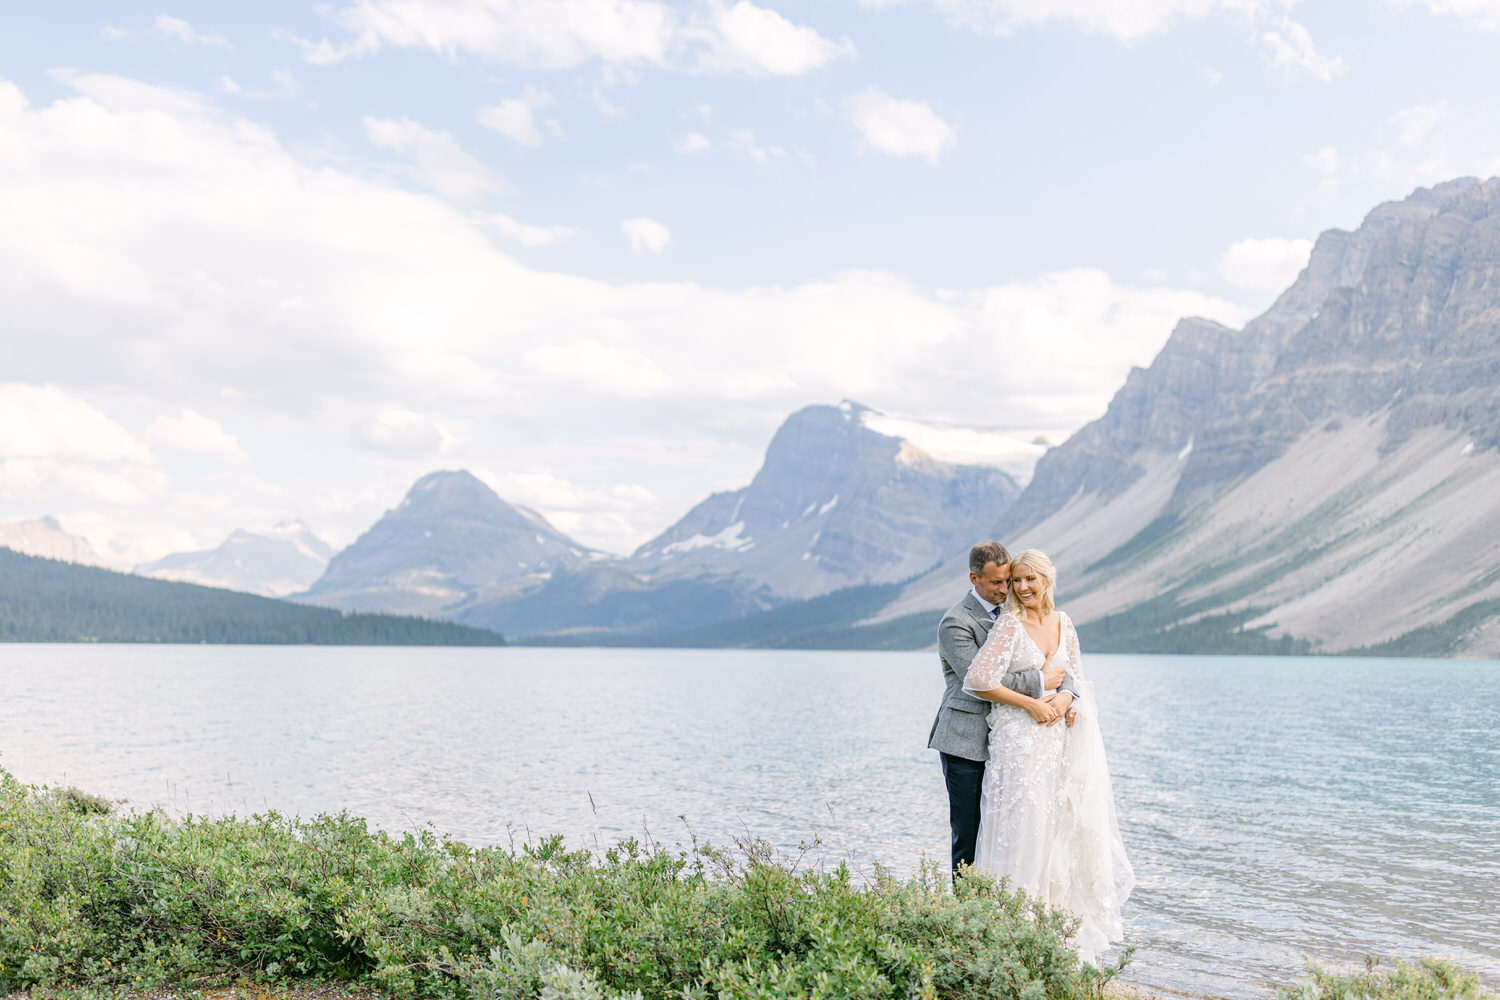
968, 540, 1011, 575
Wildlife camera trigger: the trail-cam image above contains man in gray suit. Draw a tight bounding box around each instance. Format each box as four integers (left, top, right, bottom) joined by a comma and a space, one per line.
928, 540, 1079, 876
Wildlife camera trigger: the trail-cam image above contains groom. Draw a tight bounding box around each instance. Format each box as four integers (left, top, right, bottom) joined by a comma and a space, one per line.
928, 540, 1078, 876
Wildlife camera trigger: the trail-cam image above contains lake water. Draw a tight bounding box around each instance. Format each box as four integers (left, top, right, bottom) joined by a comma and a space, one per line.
1, 645, 1496, 997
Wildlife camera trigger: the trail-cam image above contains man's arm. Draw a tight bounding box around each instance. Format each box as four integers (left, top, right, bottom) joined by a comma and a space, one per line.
939, 614, 1042, 699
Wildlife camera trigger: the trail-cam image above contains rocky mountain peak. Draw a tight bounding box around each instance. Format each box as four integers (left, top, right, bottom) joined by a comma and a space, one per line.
631, 401, 1019, 600
1004, 177, 1500, 518
135, 521, 336, 597
301, 468, 592, 614
1178, 175, 1500, 492
0, 515, 107, 568
399, 469, 503, 512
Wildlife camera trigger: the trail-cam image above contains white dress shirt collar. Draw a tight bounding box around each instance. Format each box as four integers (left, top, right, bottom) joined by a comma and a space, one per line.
969, 586, 1002, 617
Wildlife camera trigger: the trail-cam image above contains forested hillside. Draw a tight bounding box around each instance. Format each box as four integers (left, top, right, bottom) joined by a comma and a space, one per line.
0, 548, 505, 645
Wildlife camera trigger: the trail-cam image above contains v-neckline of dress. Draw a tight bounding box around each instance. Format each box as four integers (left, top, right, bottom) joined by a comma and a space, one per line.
1019, 615, 1062, 663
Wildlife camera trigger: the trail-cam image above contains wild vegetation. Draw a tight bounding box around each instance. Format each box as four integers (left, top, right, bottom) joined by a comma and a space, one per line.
1279, 957, 1496, 1000
4, 770, 1489, 999
0, 767, 1119, 1000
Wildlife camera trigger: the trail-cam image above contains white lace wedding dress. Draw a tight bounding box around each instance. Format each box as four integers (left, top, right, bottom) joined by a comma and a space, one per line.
963, 610, 1135, 964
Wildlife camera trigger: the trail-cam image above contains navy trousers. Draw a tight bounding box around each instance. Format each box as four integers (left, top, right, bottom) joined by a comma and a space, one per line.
939, 751, 985, 877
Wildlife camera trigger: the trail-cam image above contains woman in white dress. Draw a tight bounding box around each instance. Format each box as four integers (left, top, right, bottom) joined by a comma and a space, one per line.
962, 549, 1134, 964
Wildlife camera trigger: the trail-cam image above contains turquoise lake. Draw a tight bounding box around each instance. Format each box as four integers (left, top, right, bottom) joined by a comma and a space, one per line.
1, 645, 1495, 997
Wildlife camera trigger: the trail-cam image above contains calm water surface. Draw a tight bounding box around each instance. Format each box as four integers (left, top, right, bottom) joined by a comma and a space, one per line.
1, 645, 1496, 997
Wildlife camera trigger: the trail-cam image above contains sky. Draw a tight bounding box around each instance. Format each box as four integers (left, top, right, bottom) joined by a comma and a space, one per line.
2, 0, 1500, 565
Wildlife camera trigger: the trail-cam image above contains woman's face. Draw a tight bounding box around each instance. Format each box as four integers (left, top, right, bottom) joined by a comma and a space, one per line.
1010, 564, 1047, 609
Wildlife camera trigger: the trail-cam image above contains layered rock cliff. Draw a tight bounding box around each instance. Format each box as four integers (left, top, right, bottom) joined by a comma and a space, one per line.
880, 177, 1500, 656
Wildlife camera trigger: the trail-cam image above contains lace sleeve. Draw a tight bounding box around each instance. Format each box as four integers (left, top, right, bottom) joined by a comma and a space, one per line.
964, 614, 1021, 694
1062, 611, 1085, 683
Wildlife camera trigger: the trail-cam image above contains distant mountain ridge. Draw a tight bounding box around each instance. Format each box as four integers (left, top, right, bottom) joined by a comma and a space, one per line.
301, 470, 597, 616
0, 516, 107, 567
296, 404, 1020, 639
878, 176, 1500, 657
0, 547, 504, 645
136, 521, 333, 597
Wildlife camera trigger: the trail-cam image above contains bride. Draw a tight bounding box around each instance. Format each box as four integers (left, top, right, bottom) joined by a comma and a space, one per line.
962, 549, 1134, 964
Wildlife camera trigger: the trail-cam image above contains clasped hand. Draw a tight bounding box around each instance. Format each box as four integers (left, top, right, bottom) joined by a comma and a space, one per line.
1026, 690, 1075, 727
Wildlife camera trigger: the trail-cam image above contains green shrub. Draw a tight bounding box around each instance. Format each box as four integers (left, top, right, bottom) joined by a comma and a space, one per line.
0, 766, 1119, 999
50, 787, 115, 816
1280, 958, 1495, 1000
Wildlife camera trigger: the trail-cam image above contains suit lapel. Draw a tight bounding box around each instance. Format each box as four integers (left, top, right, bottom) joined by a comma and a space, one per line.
961, 592, 996, 640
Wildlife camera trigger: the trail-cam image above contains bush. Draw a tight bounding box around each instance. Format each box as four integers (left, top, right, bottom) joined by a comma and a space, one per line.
50, 786, 115, 816
1280, 958, 1496, 1000
0, 766, 1119, 999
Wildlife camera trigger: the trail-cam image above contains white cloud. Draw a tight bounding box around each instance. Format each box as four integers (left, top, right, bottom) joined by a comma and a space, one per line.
352, 408, 451, 457
968, 269, 1250, 421
1304, 144, 1342, 194
364, 115, 506, 201
862, 1, 1342, 80
477, 87, 554, 145
297, 0, 675, 67
1399, 0, 1500, 29
151, 15, 232, 48
104, 15, 232, 49
296, 0, 847, 77
0, 384, 153, 464
693, 0, 855, 75
222, 70, 301, 101
0, 72, 1251, 554
622, 216, 673, 254
727, 127, 783, 163
478, 100, 539, 145
846, 88, 956, 164
51, 70, 210, 117
525, 340, 673, 396
1257, 14, 1345, 82
473, 468, 662, 554
0, 384, 163, 510
485, 213, 576, 246
676, 131, 713, 153
858, 0, 1218, 42
1217, 237, 1314, 294
1300, 103, 1500, 203
147, 409, 250, 463
1390, 101, 1452, 149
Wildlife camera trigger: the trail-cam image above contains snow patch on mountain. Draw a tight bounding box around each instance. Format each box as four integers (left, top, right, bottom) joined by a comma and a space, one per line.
858, 410, 1065, 484
660, 520, 754, 555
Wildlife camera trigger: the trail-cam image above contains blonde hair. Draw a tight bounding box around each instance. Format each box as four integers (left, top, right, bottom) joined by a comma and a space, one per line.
1004, 549, 1057, 620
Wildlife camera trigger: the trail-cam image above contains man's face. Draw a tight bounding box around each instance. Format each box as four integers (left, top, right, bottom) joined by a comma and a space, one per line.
970, 561, 1010, 606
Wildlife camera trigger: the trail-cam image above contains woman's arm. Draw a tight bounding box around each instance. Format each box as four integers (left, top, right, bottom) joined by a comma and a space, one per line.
964, 616, 1062, 724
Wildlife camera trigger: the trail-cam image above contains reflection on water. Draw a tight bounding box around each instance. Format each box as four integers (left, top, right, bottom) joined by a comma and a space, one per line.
1, 645, 1495, 997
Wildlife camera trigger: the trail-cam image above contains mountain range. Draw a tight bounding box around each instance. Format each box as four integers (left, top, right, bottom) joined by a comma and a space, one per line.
135, 521, 333, 598
287, 402, 1022, 640
10, 178, 1498, 655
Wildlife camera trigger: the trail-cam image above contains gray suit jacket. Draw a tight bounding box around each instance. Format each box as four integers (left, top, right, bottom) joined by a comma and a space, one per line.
926, 591, 1079, 762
